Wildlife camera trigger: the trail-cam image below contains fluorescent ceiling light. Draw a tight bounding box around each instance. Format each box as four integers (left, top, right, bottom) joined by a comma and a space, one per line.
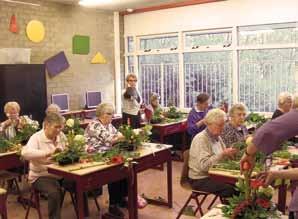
1, 0, 40, 6
79, 0, 112, 7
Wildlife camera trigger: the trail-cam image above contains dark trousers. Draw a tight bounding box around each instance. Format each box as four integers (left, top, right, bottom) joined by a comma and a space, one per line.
33, 177, 63, 219
122, 112, 140, 129
189, 177, 237, 198
289, 212, 298, 219
108, 179, 128, 206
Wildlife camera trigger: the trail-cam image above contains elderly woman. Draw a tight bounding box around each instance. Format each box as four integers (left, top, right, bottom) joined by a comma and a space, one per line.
221, 103, 248, 146
122, 73, 142, 128
22, 113, 66, 219
272, 92, 293, 119
46, 104, 61, 115
84, 103, 126, 218
188, 109, 238, 199
187, 93, 212, 139
145, 93, 163, 122
0, 101, 26, 140
240, 93, 298, 219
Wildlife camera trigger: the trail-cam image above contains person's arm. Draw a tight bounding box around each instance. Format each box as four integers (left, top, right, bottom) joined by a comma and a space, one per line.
240, 142, 258, 173
260, 169, 298, 186
187, 111, 204, 136
21, 135, 50, 160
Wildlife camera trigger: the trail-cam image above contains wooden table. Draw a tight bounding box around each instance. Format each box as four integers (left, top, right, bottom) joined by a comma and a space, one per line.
208, 166, 288, 213
142, 119, 187, 160
48, 143, 172, 219
0, 151, 23, 171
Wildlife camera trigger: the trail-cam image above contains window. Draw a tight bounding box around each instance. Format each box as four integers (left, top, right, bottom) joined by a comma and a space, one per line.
127, 36, 134, 53
185, 31, 232, 48
238, 23, 298, 45
138, 54, 179, 106
127, 56, 134, 73
140, 35, 178, 51
239, 48, 297, 112
184, 52, 232, 108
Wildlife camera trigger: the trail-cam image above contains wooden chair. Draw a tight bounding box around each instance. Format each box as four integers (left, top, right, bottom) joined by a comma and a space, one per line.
176, 150, 219, 219
0, 188, 8, 219
25, 187, 42, 219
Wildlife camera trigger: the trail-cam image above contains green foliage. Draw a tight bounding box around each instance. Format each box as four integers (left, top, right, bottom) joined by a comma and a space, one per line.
52, 133, 86, 166
116, 125, 152, 151
64, 118, 84, 135
272, 150, 291, 159
246, 112, 268, 128
150, 108, 164, 124
0, 137, 13, 153
165, 106, 182, 119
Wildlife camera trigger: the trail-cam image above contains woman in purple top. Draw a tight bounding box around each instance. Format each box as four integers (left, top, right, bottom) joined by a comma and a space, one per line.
240, 94, 298, 218
187, 93, 211, 139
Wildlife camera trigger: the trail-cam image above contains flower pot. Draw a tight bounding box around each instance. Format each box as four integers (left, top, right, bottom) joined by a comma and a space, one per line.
58, 156, 80, 166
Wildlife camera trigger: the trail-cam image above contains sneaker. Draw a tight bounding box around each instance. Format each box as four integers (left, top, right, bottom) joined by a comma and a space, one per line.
109, 205, 124, 218
137, 195, 148, 209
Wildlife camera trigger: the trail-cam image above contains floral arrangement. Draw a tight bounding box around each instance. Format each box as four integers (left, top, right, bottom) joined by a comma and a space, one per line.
52, 132, 87, 166
221, 162, 280, 219
64, 118, 84, 135
245, 112, 268, 128
150, 108, 164, 124
115, 124, 152, 151
164, 106, 182, 119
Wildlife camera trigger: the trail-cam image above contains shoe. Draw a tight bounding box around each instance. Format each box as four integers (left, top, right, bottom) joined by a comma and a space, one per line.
137, 195, 148, 209
109, 205, 124, 218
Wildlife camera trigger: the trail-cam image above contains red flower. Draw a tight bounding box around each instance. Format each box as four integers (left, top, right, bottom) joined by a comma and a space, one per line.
256, 198, 270, 209
242, 161, 251, 171
232, 200, 251, 218
250, 179, 264, 189
111, 155, 124, 164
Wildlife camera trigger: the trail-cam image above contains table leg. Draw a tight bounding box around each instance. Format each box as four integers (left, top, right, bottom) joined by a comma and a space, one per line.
128, 167, 137, 219
76, 182, 85, 219
277, 179, 287, 214
167, 159, 173, 208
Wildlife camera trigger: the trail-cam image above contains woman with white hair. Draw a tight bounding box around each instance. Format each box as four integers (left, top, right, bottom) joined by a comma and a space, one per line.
188, 109, 238, 199
84, 103, 127, 218
221, 103, 248, 146
272, 92, 293, 119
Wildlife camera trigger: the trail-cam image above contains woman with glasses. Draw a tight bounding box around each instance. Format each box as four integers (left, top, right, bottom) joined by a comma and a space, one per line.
221, 103, 249, 147
122, 73, 142, 128
84, 103, 127, 218
0, 101, 26, 140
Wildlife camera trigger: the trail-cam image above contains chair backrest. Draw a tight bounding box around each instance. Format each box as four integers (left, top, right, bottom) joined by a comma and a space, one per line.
180, 150, 191, 189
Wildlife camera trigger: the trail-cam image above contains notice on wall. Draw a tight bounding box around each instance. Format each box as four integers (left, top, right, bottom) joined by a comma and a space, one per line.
91, 52, 107, 64
44, 51, 69, 77
72, 35, 90, 54
26, 20, 45, 43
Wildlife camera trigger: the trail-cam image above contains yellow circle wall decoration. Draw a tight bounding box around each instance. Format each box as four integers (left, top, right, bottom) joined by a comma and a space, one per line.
26, 20, 45, 43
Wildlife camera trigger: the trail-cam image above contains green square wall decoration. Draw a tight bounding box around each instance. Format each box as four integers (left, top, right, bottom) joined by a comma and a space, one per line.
72, 35, 90, 54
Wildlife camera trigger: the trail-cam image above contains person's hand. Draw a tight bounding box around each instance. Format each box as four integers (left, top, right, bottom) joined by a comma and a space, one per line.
196, 119, 205, 127
240, 153, 255, 174
222, 147, 238, 159
2, 119, 13, 128
257, 171, 276, 186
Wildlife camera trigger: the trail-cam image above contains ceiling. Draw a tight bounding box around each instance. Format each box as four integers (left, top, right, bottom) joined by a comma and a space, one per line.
45, 0, 194, 11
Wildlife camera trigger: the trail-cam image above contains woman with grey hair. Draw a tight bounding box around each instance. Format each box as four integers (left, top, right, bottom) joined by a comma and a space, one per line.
221, 103, 248, 146
45, 104, 61, 115
188, 109, 238, 199
84, 103, 127, 218
122, 73, 142, 128
272, 92, 293, 119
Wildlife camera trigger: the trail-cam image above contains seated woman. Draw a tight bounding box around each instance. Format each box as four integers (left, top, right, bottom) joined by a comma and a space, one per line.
84, 103, 127, 218
21, 113, 66, 219
188, 109, 238, 199
221, 103, 248, 146
187, 93, 212, 139
0, 101, 30, 140
145, 93, 163, 122
272, 92, 293, 119
46, 104, 61, 115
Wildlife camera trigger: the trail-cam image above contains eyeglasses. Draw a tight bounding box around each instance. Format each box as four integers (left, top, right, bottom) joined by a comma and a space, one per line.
105, 112, 113, 115
128, 79, 137, 82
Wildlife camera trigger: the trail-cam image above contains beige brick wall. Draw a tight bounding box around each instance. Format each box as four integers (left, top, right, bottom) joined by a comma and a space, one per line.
0, 1, 115, 110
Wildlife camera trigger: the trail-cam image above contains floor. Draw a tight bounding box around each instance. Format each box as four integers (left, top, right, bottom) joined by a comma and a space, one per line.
5, 161, 291, 219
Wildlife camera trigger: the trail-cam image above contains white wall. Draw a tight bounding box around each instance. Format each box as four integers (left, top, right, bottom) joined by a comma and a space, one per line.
124, 0, 298, 36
